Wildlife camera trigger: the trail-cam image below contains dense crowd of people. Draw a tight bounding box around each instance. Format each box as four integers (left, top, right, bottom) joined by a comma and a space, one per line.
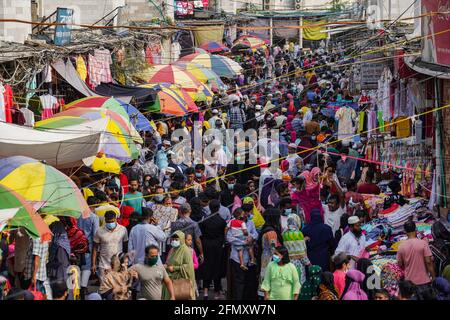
1, 40, 449, 301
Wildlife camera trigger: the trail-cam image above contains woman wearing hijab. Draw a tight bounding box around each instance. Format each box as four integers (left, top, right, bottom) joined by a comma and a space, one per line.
163, 231, 196, 300
356, 258, 375, 300
298, 265, 322, 300
47, 221, 71, 283
318, 272, 339, 300
261, 246, 301, 300
341, 269, 368, 300
302, 209, 334, 271
291, 168, 324, 224
282, 214, 310, 285
257, 208, 283, 299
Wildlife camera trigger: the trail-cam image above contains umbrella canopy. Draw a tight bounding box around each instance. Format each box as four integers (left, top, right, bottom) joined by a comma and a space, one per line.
35, 112, 139, 163
64, 96, 153, 132
87, 155, 122, 174
150, 83, 199, 112
141, 84, 197, 116
0, 156, 90, 218
179, 53, 243, 78
136, 65, 203, 92
199, 41, 230, 53
173, 62, 225, 90
233, 35, 267, 50
0, 185, 52, 241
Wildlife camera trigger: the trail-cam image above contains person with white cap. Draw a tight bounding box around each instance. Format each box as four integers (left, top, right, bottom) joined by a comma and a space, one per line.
334, 216, 366, 269
161, 167, 176, 191
255, 105, 264, 124
208, 109, 221, 129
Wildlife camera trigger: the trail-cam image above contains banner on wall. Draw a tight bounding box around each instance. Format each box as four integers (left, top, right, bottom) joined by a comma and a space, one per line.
302, 20, 328, 41
54, 7, 74, 46
193, 25, 224, 45
422, 0, 450, 67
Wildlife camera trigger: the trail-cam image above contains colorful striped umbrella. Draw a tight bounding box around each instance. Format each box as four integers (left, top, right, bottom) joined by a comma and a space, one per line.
173, 62, 225, 90
64, 97, 153, 132
179, 53, 242, 78
0, 185, 52, 241
233, 35, 267, 50
199, 41, 230, 53
151, 83, 200, 112
141, 84, 196, 116
0, 156, 90, 218
136, 65, 203, 92
35, 112, 139, 162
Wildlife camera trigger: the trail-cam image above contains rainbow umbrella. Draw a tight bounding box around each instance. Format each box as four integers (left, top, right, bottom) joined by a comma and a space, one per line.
233, 35, 267, 51
141, 84, 196, 116
150, 83, 199, 112
64, 97, 153, 132
35, 113, 139, 162
199, 41, 230, 53
0, 185, 52, 241
179, 53, 242, 78
135, 65, 203, 92
173, 62, 225, 90
0, 156, 90, 218
194, 48, 208, 54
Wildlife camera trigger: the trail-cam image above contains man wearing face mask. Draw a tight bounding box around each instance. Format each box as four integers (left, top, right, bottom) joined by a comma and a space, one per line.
219, 175, 236, 208
130, 245, 175, 300
194, 164, 207, 189
334, 216, 366, 269
92, 211, 129, 281
128, 208, 166, 266
278, 197, 295, 233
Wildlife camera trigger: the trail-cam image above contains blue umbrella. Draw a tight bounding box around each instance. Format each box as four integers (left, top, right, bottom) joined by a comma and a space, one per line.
118, 100, 153, 132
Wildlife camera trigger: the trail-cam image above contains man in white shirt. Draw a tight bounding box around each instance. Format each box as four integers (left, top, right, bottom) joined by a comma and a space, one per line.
286, 143, 302, 172
334, 216, 366, 269
303, 108, 313, 126
208, 109, 221, 129
323, 194, 345, 235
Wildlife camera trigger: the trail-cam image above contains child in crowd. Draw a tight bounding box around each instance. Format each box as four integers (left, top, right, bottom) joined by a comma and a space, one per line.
185, 234, 199, 270
373, 288, 390, 300
226, 208, 256, 270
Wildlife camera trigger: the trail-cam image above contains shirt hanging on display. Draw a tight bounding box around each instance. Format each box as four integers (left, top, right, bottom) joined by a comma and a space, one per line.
0, 83, 5, 121
335, 106, 357, 140
20, 108, 35, 127
3, 84, 13, 123
39, 94, 59, 120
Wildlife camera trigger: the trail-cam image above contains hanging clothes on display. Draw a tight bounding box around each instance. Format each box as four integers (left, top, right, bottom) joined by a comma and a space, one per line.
0, 82, 6, 121
171, 41, 181, 63
335, 106, 357, 140
43, 65, 52, 83
11, 108, 25, 125
94, 48, 113, 84
20, 108, 35, 127
39, 94, 59, 120
377, 67, 393, 121
3, 83, 13, 123
76, 55, 88, 81
145, 46, 153, 65
25, 73, 37, 108
394, 116, 411, 138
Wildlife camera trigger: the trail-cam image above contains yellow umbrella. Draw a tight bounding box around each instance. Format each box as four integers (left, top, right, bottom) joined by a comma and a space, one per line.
89, 155, 122, 174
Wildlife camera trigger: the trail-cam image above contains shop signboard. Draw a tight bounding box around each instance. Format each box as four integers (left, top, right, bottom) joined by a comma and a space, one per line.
422, 0, 450, 67
54, 7, 74, 46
